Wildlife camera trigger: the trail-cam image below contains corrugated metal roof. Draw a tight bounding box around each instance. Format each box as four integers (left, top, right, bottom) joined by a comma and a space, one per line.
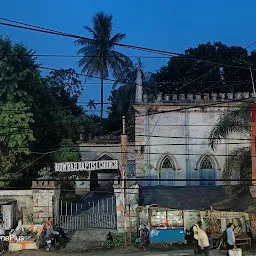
139, 186, 255, 212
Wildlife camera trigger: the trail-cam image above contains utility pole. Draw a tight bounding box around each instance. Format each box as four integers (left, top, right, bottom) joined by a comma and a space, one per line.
121, 116, 128, 246
250, 67, 256, 185
250, 66, 256, 96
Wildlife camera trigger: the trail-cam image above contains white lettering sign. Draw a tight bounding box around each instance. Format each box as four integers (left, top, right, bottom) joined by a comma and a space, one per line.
55, 160, 119, 172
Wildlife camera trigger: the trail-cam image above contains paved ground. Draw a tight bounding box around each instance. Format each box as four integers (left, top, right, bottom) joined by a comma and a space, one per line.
5, 248, 256, 256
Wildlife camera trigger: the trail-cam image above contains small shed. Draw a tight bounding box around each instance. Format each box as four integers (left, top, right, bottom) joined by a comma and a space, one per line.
138, 186, 256, 243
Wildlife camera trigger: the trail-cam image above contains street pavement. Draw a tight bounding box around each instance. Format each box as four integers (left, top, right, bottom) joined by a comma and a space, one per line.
5, 248, 256, 256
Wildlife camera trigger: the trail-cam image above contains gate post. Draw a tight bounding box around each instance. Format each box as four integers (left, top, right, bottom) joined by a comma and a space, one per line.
113, 177, 139, 234
31, 180, 61, 225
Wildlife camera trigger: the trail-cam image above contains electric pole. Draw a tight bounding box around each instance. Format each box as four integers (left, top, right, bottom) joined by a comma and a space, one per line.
121, 116, 128, 246
250, 66, 256, 96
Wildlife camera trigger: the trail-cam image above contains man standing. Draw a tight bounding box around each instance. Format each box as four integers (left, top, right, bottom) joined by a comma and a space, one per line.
226, 223, 236, 256
193, 221, 202, 254
198, 222, 210, 256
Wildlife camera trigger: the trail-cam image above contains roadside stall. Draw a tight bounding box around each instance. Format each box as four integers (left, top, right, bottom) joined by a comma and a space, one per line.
201, 210, 251, 248
148, 205, 186, 244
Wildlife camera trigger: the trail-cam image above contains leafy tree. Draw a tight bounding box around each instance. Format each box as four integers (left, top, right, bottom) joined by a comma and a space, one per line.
0, 37, 98, 186
153, 42, 256, 94
208, 102, 251, 187
0, 37, 37, 183
53, 139, 81, 163
75, 12, 132, 121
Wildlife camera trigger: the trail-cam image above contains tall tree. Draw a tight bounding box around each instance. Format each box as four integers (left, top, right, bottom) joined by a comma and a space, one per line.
75, 12, 132, 121
153, 42, 256, 94
0, 37, 99, 186
0, 37, 37, 183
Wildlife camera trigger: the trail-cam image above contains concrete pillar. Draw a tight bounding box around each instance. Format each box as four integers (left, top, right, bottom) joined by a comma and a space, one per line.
113, 177, 139, 233
251, 104, 256, 185
135, 68, 143, 103
31, 181, 61, 224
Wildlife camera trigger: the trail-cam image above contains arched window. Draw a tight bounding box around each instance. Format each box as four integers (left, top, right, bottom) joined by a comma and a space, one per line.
159, 156, 176, 186
199, 156, 216, 186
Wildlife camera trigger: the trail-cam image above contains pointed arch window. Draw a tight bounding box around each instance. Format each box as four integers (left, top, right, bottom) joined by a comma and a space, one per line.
199, 156, 216, 186
159, 156, 176, 186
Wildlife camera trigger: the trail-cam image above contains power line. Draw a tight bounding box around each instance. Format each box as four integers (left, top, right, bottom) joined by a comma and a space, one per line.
2, 52, 256, 71
5, 149, 250, 157
133, 97, 250, 118
2, 17, 256, 101
1, 101, 254, 113
2, 17, 256, 72
3, 141, 250, 150
171, 42, 256, 95
0, 96, 251, 116
0, 178, 254, 182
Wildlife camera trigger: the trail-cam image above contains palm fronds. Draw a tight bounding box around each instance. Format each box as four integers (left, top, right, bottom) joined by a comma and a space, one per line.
208, 102, 251, 150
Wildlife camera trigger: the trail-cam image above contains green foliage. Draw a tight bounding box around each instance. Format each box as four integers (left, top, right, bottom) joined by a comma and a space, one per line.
53, 139, 81, 163
208, 103, 251, 186
208, 102, 251, 150
21, 228, 36, 237
103, 238, 124, 249
38, 167, 55, 179
140, 163, 156, 174
26, 213, 34, 224
153, 42, 256, 94
0, 37, 98, 186
0, 37, 36, 182
75, 12, 132, 120
222, 146, 251, 186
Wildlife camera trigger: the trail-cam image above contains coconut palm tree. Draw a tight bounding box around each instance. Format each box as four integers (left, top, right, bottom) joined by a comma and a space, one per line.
75, 12, 132, 121
87, 99, 96, 111
111, 58, 157, 117
208, 102, 251, 185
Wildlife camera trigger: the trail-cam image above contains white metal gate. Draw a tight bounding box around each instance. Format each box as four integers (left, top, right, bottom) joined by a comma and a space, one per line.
56, 195, 117, 230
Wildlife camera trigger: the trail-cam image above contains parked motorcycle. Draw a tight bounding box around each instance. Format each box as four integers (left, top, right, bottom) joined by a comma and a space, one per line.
53, 225, 68, 246
45, 234, 56, 252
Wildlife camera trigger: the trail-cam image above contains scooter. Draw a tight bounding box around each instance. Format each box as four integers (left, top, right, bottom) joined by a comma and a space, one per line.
52, 225, 68, 247
45, 234, 56, 252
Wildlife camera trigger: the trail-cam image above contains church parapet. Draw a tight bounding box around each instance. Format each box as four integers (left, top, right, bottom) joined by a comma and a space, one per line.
137, 92, 252, 104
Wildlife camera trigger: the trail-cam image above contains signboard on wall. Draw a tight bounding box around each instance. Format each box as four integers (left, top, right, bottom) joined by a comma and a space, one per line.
55, 160, 119, 172
209, 211, 243, 219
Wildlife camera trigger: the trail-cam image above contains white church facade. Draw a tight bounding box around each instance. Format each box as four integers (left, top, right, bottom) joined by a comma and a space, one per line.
133, 68, 251, 186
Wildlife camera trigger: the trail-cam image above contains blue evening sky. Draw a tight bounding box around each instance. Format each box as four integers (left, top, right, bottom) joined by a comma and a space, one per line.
0, 0, 255, 116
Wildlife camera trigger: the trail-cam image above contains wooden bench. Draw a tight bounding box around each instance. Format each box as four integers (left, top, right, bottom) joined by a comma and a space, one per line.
216, 235, 251, 249
235, 235, 251, 247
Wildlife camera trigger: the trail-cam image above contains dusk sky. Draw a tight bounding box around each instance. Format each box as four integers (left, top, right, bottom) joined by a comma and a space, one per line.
1, 0, 256, 116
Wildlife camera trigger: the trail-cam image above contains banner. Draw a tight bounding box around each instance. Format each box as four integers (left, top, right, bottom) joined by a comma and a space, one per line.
55, 160, 119, 172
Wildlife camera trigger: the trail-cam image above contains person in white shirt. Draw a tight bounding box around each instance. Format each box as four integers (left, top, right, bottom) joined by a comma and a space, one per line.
198, 222, 210, 256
